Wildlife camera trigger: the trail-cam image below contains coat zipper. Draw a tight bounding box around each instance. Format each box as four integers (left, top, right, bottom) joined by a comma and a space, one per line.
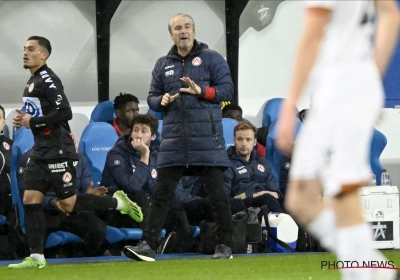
181, 59, 189, 168
208, 111, 217, 145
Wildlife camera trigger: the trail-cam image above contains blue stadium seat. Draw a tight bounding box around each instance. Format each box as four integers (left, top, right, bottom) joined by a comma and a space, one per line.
266, 119, 302, 184
78, 122, 118, 187
262, 98, 284, 127
192, 226, 200, 238
222, 118, 238, 150
90, 101, 115, 123
0, 214, 7, 226
106, 226, 127, 244
119, 228, 166, 240
45, 231, 83, 248
45, 232, 64, 248
10, 127, 34, 233
147, 108, 163, 120
370, 129, 387, 185
262, 98, 299, 127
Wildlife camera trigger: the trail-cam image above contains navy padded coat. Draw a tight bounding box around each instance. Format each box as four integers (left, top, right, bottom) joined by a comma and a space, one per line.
147, 41, 234, 168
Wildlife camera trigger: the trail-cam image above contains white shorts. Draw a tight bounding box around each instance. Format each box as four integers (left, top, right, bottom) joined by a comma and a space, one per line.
290, 60, 384, 197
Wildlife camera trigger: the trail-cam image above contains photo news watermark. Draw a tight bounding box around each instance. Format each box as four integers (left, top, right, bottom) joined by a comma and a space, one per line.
321, 260, 398, 270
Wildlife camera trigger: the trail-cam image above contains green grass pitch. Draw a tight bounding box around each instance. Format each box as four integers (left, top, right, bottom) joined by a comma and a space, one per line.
1, 252, 399, 280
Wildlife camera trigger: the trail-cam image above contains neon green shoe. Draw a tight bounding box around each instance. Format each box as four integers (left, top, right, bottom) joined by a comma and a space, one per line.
8, 257, 47, 269
113, 190, 143, 222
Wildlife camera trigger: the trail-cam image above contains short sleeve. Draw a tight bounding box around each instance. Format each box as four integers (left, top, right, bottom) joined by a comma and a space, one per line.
304, 1, 336, 10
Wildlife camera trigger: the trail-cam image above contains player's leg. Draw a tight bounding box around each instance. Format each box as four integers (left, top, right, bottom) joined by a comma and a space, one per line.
60, 212, 107, 257
9, 159, 49, 269
285, 106, 338, 253
54, 159, 142, 222
285, 178, 337, 252
328, 101, 395, 280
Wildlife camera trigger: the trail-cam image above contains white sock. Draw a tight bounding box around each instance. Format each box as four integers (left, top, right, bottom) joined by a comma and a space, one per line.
30, 253, 45, 261
306, 207, 337, 252
114, 197, 123, 210
336, 223, 374, 280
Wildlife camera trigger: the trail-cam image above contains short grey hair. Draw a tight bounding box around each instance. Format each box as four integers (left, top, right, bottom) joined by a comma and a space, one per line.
168, 13, 195, 34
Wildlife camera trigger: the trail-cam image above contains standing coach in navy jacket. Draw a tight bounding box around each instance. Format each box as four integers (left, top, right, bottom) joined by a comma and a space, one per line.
124, 13, 234, 261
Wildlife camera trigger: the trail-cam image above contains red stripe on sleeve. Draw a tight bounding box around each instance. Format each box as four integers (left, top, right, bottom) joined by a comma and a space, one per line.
203, 86, 216, 100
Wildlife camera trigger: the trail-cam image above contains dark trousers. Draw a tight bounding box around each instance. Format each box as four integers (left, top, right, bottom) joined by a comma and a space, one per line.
183, 197, 246, 225
163, 206, 193, 253
45, 211, 107, 257
143, 166, 233, 250
0, 194, 27, 259
243, 193, 284, 213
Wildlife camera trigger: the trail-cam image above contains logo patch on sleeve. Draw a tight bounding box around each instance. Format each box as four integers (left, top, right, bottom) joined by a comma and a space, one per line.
3, 142, 10, 150
28, 83, 35, 93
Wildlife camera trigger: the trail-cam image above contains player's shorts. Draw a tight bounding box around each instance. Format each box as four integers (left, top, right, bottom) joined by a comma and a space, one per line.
290, 60, 384, 197
24, 158, 78, 200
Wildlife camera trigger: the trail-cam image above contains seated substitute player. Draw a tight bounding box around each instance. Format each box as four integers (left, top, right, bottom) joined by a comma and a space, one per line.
0, 105, 25, 259
101, 114, 159, 230
101, 114, 191, 247
107, 93, 140, 136
222, 103, 266, 157
224, 122, 284, 213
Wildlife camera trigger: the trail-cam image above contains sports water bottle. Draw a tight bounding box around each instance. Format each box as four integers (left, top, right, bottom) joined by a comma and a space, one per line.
381, 168, 391, 186
369, 173, 376, 186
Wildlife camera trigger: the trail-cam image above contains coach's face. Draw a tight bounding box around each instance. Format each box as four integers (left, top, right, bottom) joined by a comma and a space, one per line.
170, 16, 195, 55
23, 40, 48, 71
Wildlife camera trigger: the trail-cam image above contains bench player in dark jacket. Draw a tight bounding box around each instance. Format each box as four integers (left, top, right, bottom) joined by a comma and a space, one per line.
0, 104, 13, 220
124, 13, 234, 261
102, 114, 192, 249
0, 105, 24, 259
101, 114, 159, 230
9, 36, 142, 269
224, 122, 284, 213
